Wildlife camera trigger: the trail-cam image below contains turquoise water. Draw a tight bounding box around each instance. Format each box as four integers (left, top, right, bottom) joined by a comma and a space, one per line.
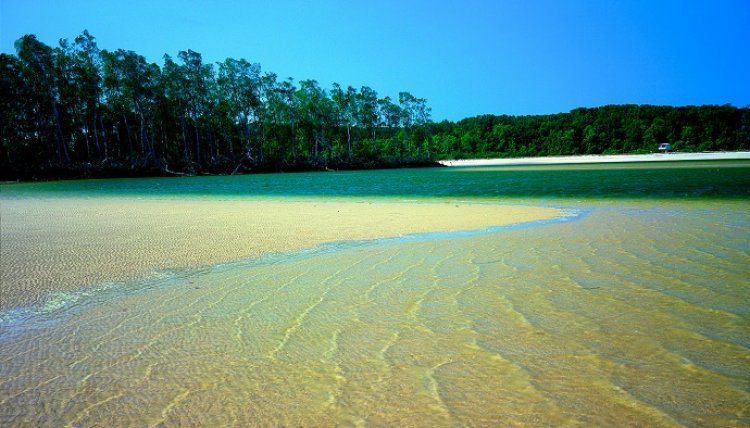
1, 162, 749, 426
3, 160, 750, 200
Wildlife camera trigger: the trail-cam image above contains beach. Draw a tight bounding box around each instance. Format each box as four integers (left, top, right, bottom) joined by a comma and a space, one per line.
2, 197, 748, 426
439, 151, 750, 167
0, 197, 559, 310
1, 164, 748, 426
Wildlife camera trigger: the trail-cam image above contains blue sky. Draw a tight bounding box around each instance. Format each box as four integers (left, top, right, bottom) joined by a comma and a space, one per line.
1, 0, 748, 120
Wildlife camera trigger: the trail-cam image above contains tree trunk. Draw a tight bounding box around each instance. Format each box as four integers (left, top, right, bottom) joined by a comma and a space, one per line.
139, 112, 150, 158
149, 120, 157, 159
180, 114, 189, 162
194, 121, 201, 165
223, 126, 231, 157
260, 121, 265, 162
99, 113, 108, 161
122, 113, 133, 157
92, 105, 101, 157
51, 99, 69, 164
346, 125, 351, 159
320, 124, 326, 161
291, 119, 297, 161
114, 122, 121, 159
207, 125, 215, 160
35, 53, 68, 164
243, 113, 251, 148
82, 116, 91, 160
314, 128, 319, 158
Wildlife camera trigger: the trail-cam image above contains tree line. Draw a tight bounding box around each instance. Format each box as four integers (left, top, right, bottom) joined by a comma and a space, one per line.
1, 31, 432, 179
432, 104, 749, 159
1, 31, 748, 180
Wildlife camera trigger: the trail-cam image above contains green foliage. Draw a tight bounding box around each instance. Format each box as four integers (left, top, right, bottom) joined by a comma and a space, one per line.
0, 31, 436, 179
1, 31, 748, 180
431, 104, 749, 160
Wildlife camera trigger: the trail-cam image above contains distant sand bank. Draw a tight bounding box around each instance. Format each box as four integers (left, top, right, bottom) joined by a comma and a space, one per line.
0, 197, 559, 309
439, 151, 750, 167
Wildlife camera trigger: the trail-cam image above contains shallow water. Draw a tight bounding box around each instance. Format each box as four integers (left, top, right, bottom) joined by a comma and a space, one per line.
0, 197, 558, 310
1, 200, 748, 426
3, 160, 750, 200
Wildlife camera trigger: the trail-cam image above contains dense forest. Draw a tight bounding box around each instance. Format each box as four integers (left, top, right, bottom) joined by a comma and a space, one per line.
1, 31, 748, 180
435, 104, 749, 159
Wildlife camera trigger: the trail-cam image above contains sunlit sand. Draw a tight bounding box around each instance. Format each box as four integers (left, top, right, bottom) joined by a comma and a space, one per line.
1, 198, 747, 426
1, 164, 748, 426
0, 197, 559, 309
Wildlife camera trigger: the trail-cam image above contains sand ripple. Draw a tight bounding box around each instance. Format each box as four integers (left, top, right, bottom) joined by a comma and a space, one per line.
0, 197, 559, 310
0, 202, 748, 426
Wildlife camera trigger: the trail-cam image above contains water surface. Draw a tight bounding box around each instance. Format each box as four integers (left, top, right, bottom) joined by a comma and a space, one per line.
3, 160, 749, 200
1, 163, 749, 426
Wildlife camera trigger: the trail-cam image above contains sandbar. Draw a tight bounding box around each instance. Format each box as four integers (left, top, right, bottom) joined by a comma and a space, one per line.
439, 151, 750, 167
0, 197, 560, 309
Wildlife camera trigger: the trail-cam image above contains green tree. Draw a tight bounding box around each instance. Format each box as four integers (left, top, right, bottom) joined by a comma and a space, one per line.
217, 58, 261, 159
331, 83, 357, 159
356, 86, 379, 153
14, 35, 69, 164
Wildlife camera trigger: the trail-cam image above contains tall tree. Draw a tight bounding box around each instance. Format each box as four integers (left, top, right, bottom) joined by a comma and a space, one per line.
331, 83, 357, 159
14, 35, 69, 164
102, 49, 161, 162
72, 30, 104, 159
296, 79, 333, 161
378, 96, 402, 158
177, 50, 213, 165
356, 86, 379, 153
217, 58, 261, 159
161, 54, 191, 163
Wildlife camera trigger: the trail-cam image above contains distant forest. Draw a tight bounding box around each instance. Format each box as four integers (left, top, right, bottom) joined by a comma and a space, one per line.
1, 31, 748, 180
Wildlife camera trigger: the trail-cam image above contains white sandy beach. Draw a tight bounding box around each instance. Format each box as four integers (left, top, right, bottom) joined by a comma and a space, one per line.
438, 151, 750, 167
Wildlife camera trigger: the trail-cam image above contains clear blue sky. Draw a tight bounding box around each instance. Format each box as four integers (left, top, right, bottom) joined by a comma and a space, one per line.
2, 0, 748, 121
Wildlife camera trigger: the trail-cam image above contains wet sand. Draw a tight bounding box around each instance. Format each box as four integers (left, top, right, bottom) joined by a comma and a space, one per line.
0, 197, 560, 309
1, 200, 748, 426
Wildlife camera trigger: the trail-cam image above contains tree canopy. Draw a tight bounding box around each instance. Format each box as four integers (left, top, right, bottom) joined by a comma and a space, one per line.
1, 31, 747, 180
432, 105, 749, 160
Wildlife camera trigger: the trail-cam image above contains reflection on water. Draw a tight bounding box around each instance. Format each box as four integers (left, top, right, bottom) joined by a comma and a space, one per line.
1, 202, 749, 426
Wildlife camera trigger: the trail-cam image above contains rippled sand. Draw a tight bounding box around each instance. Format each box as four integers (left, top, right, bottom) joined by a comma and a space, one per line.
1, 200, 748, 426
0, 197, 558, 309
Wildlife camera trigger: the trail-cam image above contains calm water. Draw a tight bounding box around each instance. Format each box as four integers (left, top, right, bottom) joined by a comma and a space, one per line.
3, 160, 750, 200
1, 162, 749, 426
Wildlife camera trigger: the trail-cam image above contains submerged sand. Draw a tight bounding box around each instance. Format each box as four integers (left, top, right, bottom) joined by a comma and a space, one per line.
2, 200, 748, 426
0, 197, 559, 309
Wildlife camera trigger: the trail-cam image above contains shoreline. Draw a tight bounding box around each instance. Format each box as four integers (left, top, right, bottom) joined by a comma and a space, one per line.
0, 197, 560, 310
438, 151, 750, 167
